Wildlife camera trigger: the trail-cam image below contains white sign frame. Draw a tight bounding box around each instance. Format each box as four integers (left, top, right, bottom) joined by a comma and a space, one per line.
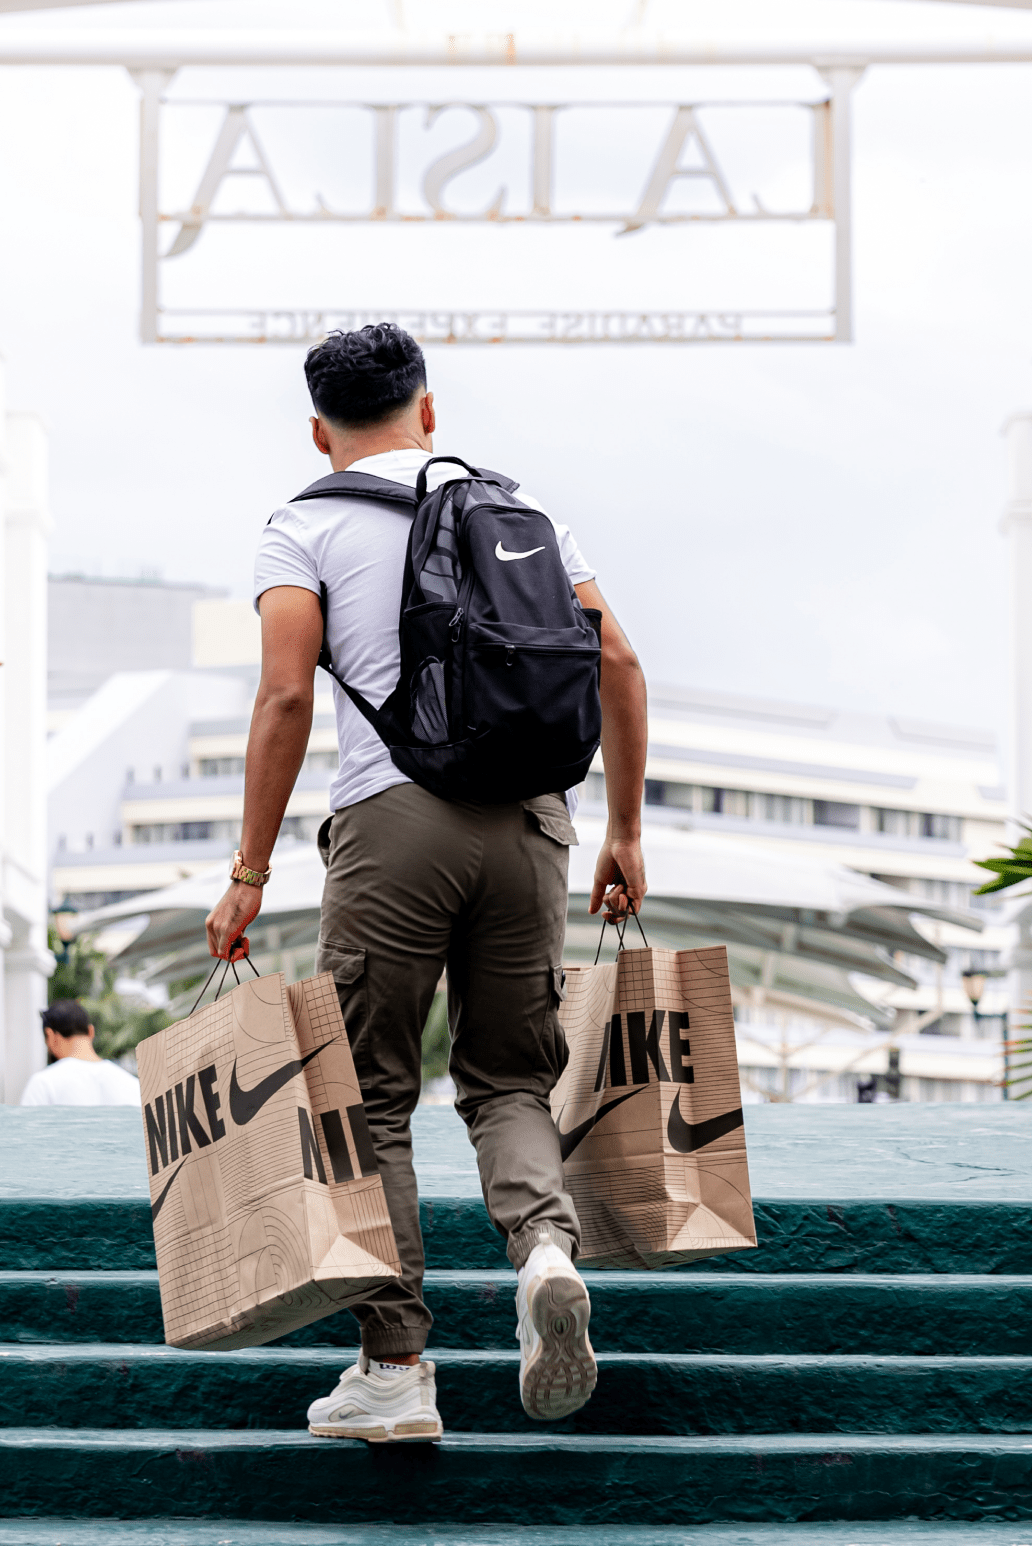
134, 66, 863, 347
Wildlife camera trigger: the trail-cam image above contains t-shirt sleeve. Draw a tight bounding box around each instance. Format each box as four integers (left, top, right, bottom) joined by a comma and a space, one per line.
253, 508, 321, 613
518, 491, 596, 587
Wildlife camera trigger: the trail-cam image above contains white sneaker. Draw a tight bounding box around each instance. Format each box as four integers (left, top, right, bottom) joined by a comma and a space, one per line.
306, 1355, 443, 1443
515, 1232, 597, 1421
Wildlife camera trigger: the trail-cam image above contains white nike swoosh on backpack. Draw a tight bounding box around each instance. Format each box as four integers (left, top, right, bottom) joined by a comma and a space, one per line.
495, 542, 546, 562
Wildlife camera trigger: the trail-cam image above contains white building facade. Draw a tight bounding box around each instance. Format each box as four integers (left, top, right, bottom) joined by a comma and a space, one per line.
1, 410, 54, 1102
46, 589, 1009, 1105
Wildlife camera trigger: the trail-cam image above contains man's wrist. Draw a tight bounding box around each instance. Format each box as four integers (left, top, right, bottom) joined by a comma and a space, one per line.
230, 850, 271, 888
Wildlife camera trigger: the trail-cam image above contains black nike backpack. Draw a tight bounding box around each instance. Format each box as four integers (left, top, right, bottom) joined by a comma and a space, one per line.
290, 454, 602, 805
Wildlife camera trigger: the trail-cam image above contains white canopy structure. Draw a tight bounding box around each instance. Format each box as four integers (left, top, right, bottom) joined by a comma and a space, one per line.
71, 820, 982, 1028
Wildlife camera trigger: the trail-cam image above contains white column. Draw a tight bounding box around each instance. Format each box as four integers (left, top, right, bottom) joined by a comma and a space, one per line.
819, 67, 864, 345
2, 412, 53, 1102
1002, 413, 1032, 1056
131, 69, 175, 345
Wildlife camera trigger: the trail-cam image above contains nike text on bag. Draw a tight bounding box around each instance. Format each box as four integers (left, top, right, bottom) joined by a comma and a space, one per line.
136, 972, 400, 1350
552, 945, 757, 1270
294, 455, 603, 804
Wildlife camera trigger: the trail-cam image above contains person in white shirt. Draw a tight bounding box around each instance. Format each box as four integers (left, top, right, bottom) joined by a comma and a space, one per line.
20, 999, 141, 1107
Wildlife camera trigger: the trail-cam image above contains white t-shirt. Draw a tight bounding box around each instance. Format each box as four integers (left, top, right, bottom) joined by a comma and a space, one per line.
21, 1057, 142, 1107
254, 449, 595, 813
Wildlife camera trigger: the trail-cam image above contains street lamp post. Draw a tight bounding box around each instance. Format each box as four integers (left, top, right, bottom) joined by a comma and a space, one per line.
962, 969, 1005, 1099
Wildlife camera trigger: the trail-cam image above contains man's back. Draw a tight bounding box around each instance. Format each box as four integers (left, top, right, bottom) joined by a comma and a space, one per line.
21, 1057, 141, 1107
254, 448, 594, 814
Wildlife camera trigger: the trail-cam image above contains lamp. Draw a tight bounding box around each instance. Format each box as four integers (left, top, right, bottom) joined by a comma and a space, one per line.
962, 967, 1007, 1101
961, 970, 986, 1011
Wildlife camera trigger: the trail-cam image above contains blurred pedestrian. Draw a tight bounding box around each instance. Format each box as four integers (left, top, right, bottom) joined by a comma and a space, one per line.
20, 999, 141, 1106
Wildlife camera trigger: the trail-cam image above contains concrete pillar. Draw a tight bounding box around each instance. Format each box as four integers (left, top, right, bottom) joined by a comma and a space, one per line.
1, 412, 53, 1101
1002, 413, 1032, 1059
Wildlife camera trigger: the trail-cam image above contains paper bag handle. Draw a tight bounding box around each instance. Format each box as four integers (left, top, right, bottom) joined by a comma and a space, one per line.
191, 939, 261, 1015
593, 906, 648, 965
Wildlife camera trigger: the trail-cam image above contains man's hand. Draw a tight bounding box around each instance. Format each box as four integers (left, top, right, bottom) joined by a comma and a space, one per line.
590, 834, 647, 923
206, 881, 263, 961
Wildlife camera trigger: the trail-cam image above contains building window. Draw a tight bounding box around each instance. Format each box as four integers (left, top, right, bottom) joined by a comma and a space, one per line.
199, 757, 246, 777
761, 794, 808, 824
699, 787, 749, 816
644, 779, 694, 809
876, 808, 918, 837
813, 800, 860, 829
921, 812, 962, 842
914, 877, 975, 910
876, 808, 962, 842
130, 820, 241, 845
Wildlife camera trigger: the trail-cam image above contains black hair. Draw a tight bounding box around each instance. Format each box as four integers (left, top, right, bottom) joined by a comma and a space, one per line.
41, 999, 91, 1038
304, 323, 427, 428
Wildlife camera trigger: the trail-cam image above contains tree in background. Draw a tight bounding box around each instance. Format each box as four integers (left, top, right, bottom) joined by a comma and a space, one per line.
974, 828, 1032, 1099
47, 926, 170, 1061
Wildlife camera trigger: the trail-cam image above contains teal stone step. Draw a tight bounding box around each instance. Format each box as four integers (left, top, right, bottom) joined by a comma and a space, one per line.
5, 1429, 1032, 1523
8, 1271, 1032, 1357
5, 1345, 1032, 1436
6, 1197, 1032, 1275
4, 1527, 1032, 1546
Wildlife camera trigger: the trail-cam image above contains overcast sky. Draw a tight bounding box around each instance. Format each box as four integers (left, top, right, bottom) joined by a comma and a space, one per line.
3, 0, 1032, 745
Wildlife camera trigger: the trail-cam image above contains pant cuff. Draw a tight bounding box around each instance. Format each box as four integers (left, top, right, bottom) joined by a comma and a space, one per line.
507, 1221, 578, 1270
360, 1326, 429, 1358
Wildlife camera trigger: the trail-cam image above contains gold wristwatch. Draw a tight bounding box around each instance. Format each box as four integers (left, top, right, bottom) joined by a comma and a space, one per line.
230, 850, 271, 888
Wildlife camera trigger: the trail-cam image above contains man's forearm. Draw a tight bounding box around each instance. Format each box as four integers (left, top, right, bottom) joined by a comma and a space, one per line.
239, 689, 314, 869
601, 657, 647, 837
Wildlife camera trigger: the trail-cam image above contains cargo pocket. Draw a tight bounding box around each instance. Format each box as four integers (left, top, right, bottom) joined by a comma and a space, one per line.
552, 965, 568, 1003
314, 942, 369, 1076
522, 794, 579, 847
315, 940, 366, 988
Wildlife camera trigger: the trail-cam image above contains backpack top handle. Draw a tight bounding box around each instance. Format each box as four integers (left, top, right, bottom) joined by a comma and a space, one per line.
414, 455, 484, 504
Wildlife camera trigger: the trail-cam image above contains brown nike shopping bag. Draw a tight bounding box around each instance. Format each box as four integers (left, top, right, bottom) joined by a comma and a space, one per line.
136, 968, 400, 1350
552, 939, 757, 1269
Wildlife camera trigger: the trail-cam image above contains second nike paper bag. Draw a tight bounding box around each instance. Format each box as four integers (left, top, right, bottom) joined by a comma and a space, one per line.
552, 944, 757, 1269
136, 972, 400, 1350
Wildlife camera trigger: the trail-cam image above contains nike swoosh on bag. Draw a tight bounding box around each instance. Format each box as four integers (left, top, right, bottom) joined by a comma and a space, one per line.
556, 1088, 641, 1163
229, 1041, 335, 1128
150, 1160, 186, 1223
666, 1094, 745, 1155
495, 541, 546, 562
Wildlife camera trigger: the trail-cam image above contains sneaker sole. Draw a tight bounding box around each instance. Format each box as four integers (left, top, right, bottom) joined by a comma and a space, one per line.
308, 1418, 443, 1443
520, 1269, 597, 1421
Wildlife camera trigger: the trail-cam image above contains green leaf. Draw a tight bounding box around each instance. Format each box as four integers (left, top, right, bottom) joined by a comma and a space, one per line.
974, 876, 1021, 895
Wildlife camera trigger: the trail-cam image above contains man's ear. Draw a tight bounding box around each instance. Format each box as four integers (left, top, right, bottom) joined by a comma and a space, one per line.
421, 392, 436, 435
310, 416, 332, 457
86, 1025, 96, 1041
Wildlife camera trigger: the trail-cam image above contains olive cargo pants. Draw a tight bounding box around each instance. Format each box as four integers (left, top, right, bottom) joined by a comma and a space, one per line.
315, 782, 582, 1357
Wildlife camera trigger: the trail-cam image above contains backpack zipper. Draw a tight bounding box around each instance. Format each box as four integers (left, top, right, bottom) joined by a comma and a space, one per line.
477, 642, 599, 657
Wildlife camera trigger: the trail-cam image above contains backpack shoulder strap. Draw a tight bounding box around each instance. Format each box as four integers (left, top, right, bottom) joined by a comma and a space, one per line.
290, 470, 419, 506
